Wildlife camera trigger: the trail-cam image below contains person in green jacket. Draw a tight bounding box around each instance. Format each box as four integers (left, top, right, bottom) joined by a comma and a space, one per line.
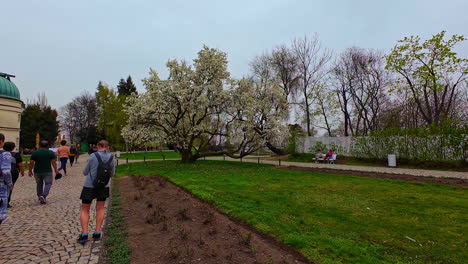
29, 141, 60, 204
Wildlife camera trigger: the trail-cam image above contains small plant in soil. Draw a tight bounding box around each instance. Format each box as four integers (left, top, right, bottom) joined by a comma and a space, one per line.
177, 207, 190, 221
145, 205, 165, 225
197, 233, 205, 247
161, 218, 168, 231
254, 258, 275, 264
228, 224, 238, 233
240, 232, 253, 247
250, 245, 257, 254
158, 177, 167, 187
208, 227, 217, 236
145, 208, 157, 224
158, 214, 167, 225
178, 226, 189, 240
183, 244, 194, 258
210, 249, 218, 258
203, 211, 215, 225
168, 246, 180, 259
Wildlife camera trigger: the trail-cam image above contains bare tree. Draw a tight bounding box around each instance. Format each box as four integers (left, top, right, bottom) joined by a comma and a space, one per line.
292, 34, 332, 136
311, 82, 339, 136
332, 47, 389, 136
271, 45, 300, 102
333, 50, 355, 136
60, 92, 98, 144
250, 53, 276, 91
349, 48, 389, 134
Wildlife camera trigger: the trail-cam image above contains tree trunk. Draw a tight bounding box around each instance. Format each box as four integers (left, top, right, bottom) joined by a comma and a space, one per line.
180, 149, 196, 163
266, 142, 287, 155
344, 111, 350, 137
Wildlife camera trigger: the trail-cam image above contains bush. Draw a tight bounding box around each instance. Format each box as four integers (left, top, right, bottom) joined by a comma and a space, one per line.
350, 125, 468, 162
286, 124, 305, 156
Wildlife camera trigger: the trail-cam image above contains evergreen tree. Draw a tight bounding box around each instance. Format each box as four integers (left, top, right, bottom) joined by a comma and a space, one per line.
20, 95, 59, 148
116, 78, 127, 96
117, 75, 137, 96
125, 75, 137, 95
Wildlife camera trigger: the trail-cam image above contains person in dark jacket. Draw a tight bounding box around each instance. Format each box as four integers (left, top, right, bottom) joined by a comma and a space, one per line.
29, 141, 60, 204
69, 145, 77, 166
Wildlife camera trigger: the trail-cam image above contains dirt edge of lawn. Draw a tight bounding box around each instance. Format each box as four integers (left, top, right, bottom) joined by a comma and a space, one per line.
278, 165, 468, 187
99, 178, 131, 264
119, 175, 315, 264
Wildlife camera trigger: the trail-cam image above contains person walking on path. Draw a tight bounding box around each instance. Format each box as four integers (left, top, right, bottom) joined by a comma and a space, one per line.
69, 144, 77, 167
56, 140, 70, 175
75, 143, 81, 164
3, 142, 24, 208
29, 140, 60, 204
0, 133, 13, 224
77, 140, 115, 245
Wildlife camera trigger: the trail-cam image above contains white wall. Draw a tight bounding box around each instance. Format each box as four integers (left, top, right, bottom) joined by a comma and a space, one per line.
297, 136, 352, 155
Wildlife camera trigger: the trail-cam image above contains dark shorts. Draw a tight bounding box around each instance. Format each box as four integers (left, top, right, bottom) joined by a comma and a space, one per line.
80, 187, 109, 204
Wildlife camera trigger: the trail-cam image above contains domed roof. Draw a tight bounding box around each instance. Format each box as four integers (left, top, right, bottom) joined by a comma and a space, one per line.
0, 73, 21, 101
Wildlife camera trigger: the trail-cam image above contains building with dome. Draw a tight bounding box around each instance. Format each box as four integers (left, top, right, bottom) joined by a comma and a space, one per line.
0, 72, 23, 147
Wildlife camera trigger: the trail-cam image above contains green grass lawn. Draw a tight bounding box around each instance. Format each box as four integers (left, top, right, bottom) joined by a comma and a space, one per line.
118, 151, 181, 160
116, 161, 467, 264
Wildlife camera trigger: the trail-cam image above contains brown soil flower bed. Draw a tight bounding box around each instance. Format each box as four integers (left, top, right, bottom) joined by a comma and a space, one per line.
279, 166, 468, 187
119, 175, 313, 264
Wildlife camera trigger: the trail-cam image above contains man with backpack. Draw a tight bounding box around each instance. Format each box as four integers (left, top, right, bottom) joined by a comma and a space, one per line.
77, 140, 114, 245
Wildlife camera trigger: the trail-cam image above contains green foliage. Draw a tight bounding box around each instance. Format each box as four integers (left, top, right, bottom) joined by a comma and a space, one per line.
308, 141, 327, 153
106, 180, 131, 264
20, 103, 59, 148
306, 140, 347, 155
117, 161, 468, 264
286, 124, 304, 155
386, 31, 467, 125
96, 82, 127, 150
328, 142, 346, 155
351, 124, 468, 162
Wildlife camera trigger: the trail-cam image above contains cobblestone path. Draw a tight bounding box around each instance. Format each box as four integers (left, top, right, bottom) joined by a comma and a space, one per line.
0, 154, 104, 264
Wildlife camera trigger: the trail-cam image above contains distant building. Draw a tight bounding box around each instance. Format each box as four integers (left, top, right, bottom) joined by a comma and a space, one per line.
0, 72, 23, 147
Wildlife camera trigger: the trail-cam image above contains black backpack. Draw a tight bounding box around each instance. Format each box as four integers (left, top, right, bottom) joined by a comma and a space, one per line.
70, 146, 77, 155
93, 153, 114, 188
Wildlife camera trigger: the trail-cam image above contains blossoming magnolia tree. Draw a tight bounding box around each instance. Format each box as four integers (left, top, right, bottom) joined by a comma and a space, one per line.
122, 46, 288, 163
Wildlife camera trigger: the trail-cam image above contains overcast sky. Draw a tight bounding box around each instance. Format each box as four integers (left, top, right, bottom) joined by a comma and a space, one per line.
1, 0, 467, 108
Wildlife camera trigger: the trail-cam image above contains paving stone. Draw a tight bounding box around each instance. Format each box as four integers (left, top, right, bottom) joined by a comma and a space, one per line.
0, 155, 107, 264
